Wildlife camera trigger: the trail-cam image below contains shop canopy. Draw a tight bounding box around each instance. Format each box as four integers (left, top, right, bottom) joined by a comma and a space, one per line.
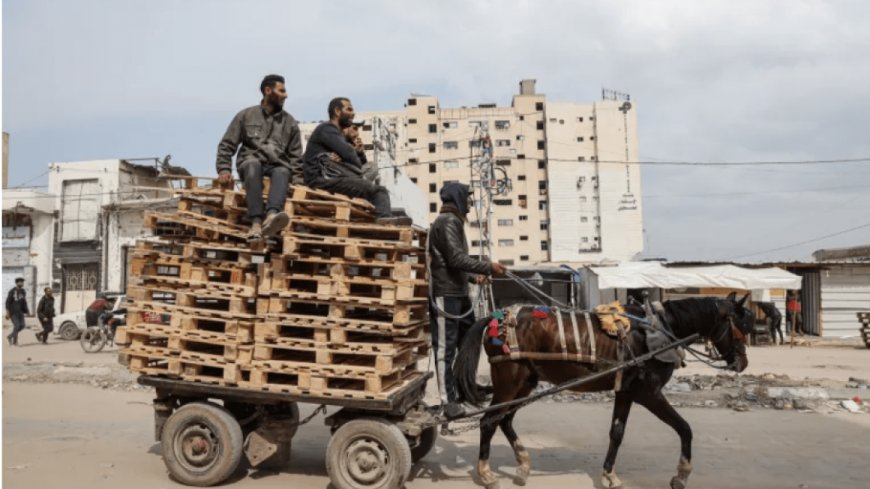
590, 262, 802, 290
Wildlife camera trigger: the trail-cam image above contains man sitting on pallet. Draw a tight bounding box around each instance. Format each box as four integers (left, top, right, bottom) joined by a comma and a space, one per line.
429, 182, 507, 419
216, 74, 303, 240
303, 97, 410, 225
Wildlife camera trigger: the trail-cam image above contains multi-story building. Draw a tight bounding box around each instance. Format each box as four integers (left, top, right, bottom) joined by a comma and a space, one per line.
301, 80, 644, 265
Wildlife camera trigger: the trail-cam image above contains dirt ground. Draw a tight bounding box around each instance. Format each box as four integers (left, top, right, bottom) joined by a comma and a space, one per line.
3, 330, 870, 489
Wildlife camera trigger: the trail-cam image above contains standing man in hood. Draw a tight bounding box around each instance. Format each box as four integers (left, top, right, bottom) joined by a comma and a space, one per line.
428, 182, 507, 419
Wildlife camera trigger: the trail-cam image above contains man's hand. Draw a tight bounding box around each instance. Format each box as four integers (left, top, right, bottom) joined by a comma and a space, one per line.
354, 137, 364, 153
474, 275, 491, 285
491, 262, 508, 276
327, 152, 342, 162
217, 172, 234, 185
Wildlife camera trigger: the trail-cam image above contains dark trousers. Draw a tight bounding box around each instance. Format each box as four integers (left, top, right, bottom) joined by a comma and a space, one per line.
429, 296, 475, 405
769, 315, 783, 344
40, 318, 54, 339
313, 177, 392, 218
238, 159, 291, 221
9, 313, 26, 343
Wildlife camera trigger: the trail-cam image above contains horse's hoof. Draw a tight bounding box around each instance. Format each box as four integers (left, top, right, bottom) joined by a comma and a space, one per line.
514, 465, 530, 486
601, 471, 623, 489
670, 476, 687, 489
484, 480, 501, 489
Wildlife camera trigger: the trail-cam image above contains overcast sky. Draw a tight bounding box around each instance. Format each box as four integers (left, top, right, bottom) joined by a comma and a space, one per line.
3, 0, 870, 262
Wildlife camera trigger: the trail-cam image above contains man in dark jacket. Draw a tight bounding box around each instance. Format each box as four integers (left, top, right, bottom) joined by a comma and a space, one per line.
429, 183, 507, 418
5, 277, 30, 346
36, 288, 56, 344
303, 97, 409, 225
757, 301, 783, 345
216, 74, 303, 240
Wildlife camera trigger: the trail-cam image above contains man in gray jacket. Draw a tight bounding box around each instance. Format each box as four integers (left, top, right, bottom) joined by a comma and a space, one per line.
216, 74, 303, 240
428, 183, 507, 418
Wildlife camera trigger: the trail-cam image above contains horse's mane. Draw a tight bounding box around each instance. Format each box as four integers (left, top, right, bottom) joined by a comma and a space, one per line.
663, 297, 724, 333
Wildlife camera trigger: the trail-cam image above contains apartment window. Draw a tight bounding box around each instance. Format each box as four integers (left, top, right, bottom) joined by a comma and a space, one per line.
549, 117, 558, 123
518, 174, 526, 181
541, 241, 549, 251
591, 156, 597, 161
518, 195, 528, 209
364, 144, 373, 151
409, 138, 418, 144
559, 119, 565, 124
516, 135, 525, 141
362, 124, 372, 131
428, 143, 437, 153
537, 140, 545, 150
443, 121, 458, 129
538, 159, 546, 169
594, 236, 599, 241
581, 216, 588, 223
493, 199, 512, 206
540, 221, 549, 231
469, 120, 483, 129
589, 116, 595, 121
428, 105, 436, 114
536, 120, 545, 130
497, 219, 514, 226
429, 163, 436, 173
576, 137, 584, 142
579, 196, 587, 203
538, 180, 547, 193
517, 154, 526, 159
536, 102, 544, 111
408, 118, 418, 125
582, 237, 589, 243
578, 157, 585, 162
429, 183, 436, 193
495, 120, 510, 130
539, 200, 547, 211
495, 159, 511, 166
471, 240, 490, 247
577, 117, 584, 122
410, 177, 418, 184
519, 215, 528, 221
590, 136, 596, 141
496, 139, 511, 147
443, 141, 459, 150
469, 140, 481, 149
520, 255, 529, 261
498, 239, 515, 247
428, 123, 437, 133
408, 98, 417, 106
519, 115, 525, 121
429, 203, 437, 212
409, 157, 419, 164
519, 235, 529, 241
444, 160, 460, 169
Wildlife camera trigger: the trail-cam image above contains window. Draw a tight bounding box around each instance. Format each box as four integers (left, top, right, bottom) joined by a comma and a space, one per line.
538, 180, 547, 193
408, 98, 417, 106
516, 135, 525, 141
518, 195, 528, 209
409, 157, 419, 164
410, 177, 418, 183
537, 140, 545, 150
471, 240, 490, 247
582, 237, 589, 243
443, 121, 458, 129
541, 241, 549, 251
429, 203, 437, 212
444, 160, 460, 169
362, 124, 372, 131
581, 216, 588, 223
497, 219, 514, 226
519, 215, 528, 221
578, 157, 585, 162
495, 159, 511, 166
591, 156, 597, 161
409, 138, 418, 143
364, 144, 373, 151
576, 137, 584, 142
499, 259, 515, 266
495, 120, 510, 130
549, 117, 558, 123
496, 140, 511, 147
429, 163, 436, 173
540, 221, 549, 231
517, 154, 526, 159
428, 123, 437, 133
498, 239, 515, 247
538, 159, 546, 169
428, 105, 436, 114
519, 115, 525, 121
536, 120, 545, 130
443, 141, 458, 150
520, 235, 529, 241
536, 102, 544, 111
577, 117, 584, 122
539, 200, 548, 211
469, 120, 483, 129
520, 255, 529, 261
409, 118, 417, 124
589, 116, 595, 121
428, 143, 437, 153
590, 136, 595, 141
493, 199, 512, 206
559, 119, 565, 124
429, 183, 436, 193
579, 196, 587, 203
518, 174, 526, 181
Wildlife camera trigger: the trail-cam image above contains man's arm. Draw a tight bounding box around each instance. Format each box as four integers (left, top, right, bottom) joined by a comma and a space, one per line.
216, 111, 244, 175
5, 289, 13, 312
442, 218, 493, 275
322, 125, 362, 168
285, 122, 304, 185
37, 297, 46, 321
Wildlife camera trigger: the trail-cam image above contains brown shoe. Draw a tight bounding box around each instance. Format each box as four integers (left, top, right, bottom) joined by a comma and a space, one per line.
262, 212, 290, 237
376, 216, 413, 226
246, 222, 263, 242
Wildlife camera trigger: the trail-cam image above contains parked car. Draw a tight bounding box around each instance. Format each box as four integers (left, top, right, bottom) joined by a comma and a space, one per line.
54, 293, 127, 341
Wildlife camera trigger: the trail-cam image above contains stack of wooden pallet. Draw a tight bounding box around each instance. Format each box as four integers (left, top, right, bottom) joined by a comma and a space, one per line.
858, 312, 870, 349
116, 178, 430, 399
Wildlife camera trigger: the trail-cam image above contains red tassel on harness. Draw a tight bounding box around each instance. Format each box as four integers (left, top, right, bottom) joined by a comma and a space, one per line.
488, 319, 500, 337
532, 310, 548, 319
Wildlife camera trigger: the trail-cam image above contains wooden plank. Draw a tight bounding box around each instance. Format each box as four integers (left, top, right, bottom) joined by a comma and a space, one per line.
251, 345, 417, 376
171, 315, 255, 343
288, 217, 416, 244
261, 296, 427, 327
290, 185, 375, 210
281, 234, 424, 262
285, 199, 375, 223
242, 364, 421, 399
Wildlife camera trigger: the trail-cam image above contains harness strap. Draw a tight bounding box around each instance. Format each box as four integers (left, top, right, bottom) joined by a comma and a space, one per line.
584, 312, 596, 362
555, 308, 568, 360
570, 310, 582, 355
506, 319, 521, 361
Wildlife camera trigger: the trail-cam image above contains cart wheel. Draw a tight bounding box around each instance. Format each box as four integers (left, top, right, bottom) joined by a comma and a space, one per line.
326, 418, 412, 489
161, 402, 244, 486
411, 425, 438, 463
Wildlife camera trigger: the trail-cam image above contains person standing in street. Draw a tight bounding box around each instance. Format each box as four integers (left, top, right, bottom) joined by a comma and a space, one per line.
5, 277, 30, 346
36, 287, 56, 344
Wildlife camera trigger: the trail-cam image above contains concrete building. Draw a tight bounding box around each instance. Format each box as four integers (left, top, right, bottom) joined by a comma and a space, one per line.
301, 80, 644, 265
2, 188, 57, 314
47, 159, 175, 312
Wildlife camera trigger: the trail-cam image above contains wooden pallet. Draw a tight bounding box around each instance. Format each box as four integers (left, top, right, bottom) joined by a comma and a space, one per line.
120, 351, 179, 377
285, 198, 375, 222
243, 363, 421, 399
288, 217, 416, 244
134, 239, 264, 266
253, 321, 427, 351
171, 315, 255, 343
290, 186, 376, 211
130, 300, 258, 321
268, 256, 425, 280
261, 266, 428, 303
171, 336, 252, 363
143, 211, 261, 248
176, 359, 244, 386
251, 343, 418, 375
259, 296, 427, 327
282, 234, 424, 262
128, 285, 256, 313
859, 312, 870, 348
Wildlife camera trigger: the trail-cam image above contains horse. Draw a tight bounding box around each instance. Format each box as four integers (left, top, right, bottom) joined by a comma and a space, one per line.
454, 292, 753, 489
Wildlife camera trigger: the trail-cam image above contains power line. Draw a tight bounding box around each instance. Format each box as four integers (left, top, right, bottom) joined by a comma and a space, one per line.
644, 183, 870, 199
729, 221, 870, 260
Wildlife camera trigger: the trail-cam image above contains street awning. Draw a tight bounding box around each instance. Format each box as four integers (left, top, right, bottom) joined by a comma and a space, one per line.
590, 262, 802, 290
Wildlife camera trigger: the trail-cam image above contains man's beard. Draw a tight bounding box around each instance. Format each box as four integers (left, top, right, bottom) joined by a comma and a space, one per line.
268, 95, 284, 110
338, 115, 353, 128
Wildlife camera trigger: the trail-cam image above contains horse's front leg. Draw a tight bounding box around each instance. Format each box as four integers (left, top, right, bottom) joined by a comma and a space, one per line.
637, 392, 693, 489
601, 391, 633, 488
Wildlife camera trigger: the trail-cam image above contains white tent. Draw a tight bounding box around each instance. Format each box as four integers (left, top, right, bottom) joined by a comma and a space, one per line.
590, 262, 802, 290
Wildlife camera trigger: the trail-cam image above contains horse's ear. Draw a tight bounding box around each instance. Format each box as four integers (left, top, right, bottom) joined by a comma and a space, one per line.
737, 293, 750, 307
726, 292, 737, 301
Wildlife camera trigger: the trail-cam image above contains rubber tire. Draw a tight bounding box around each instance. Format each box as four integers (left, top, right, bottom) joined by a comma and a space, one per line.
80, 327, 106, 353
326, 418, 412, 489
411, 425, 438, 463
59, 321, 80, 341
161, 402, 244, 487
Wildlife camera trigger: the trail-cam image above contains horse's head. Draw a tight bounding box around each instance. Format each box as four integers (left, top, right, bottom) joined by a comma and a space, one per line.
711, 292, 752, 372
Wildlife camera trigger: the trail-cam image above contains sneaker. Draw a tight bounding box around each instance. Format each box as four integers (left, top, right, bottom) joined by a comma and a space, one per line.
262, 211, 290, 237
376, 216, 413, 226
443, 402, 466, 420
36, 332, 43, 343
246, 222, 263, 242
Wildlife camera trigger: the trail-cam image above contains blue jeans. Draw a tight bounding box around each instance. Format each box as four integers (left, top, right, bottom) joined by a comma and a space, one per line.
9, 313, 26, 344
238, 159, 291, 222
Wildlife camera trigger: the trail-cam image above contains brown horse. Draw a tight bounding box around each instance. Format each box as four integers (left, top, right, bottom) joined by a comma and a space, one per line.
454, 293, 752, 489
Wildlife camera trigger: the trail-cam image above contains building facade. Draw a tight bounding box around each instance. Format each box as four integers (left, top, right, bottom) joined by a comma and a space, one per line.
300, 80, 644, 265
2, 189, 57, 314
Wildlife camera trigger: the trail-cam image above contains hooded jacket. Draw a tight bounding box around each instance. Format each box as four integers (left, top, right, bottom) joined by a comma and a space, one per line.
429, 183, 492, 297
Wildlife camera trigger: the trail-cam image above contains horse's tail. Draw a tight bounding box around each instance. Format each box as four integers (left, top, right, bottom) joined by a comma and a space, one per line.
455, 316, 491, 407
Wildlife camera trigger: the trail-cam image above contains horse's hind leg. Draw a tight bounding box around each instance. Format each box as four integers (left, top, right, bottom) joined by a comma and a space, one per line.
601, 391, 633, 489
499, 406, 532, 484
637, 393, 693, 489
478, 413, 502, 489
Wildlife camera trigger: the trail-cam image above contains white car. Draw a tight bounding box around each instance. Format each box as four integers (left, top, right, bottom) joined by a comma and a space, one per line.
54, 295, 126, 341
